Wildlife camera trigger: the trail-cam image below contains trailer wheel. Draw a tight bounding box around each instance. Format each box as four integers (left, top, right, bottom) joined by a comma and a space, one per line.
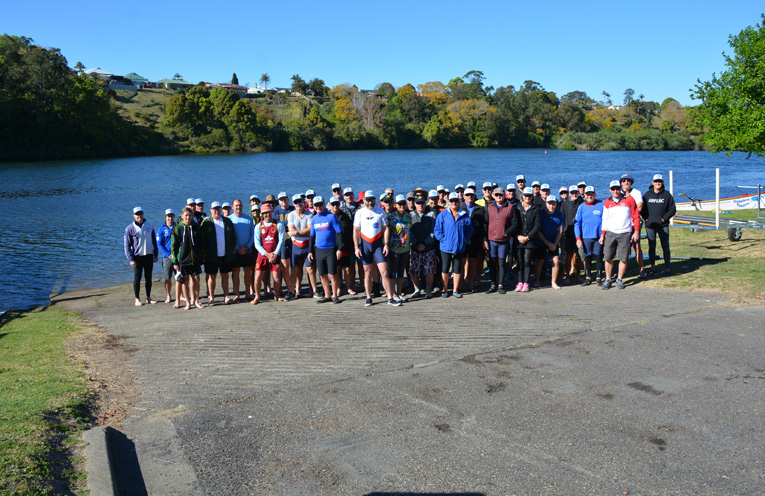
727, 227, 742, 242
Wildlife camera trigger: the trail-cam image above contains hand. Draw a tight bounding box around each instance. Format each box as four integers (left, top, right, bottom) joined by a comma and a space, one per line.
631, 232, 639, 244
576, 239, 582, 249
238, 246, 248, 255
308, 253, 314, 263
174, 264, 180, 271
153, 256, 158, 263
383, 245, 389, 257
355, 247, 361, 259
336, 250, 342, 260
417, 243, 425, 252
598, 236, 604, 245
483, 241, 489, 251
288, 229, 297, 237
130, 261, 136, 267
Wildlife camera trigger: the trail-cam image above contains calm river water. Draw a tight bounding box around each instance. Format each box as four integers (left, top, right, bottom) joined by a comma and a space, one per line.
1, 148, 763, 312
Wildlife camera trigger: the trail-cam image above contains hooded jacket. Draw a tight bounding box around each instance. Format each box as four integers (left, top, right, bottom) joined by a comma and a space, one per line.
641, 187, 676, 229
171, 222, 205, 266
434, 207, 474, 254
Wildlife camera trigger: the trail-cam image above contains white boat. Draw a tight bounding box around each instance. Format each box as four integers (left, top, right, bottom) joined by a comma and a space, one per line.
676, 192, 765, 211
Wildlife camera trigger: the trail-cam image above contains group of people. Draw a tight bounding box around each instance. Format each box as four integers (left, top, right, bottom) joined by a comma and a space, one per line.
124, 174, 676, 309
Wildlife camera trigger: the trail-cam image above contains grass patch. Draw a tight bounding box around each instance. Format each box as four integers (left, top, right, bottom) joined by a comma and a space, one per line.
678, 208, 764, 222
0, 307, 91, 495
636, 223, 765, 299
114, 88, 173, 126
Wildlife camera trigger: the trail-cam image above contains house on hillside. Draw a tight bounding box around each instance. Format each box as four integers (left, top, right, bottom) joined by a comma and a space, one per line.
607, 104, 622, 111
218, 84, 248, 97
124, 72, 150, 88
84, 67, 113, 79
157, 78, 194, 90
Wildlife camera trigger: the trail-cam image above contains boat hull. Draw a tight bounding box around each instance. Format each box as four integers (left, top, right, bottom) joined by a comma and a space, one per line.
676, 192, 765, 211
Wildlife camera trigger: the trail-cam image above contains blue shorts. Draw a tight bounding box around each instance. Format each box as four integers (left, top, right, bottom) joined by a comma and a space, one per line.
291, 243, 313, 267
360, 240, 386, 266
489, 240, 510, 260
581, 238, 603, 258
281, 238, 292, 260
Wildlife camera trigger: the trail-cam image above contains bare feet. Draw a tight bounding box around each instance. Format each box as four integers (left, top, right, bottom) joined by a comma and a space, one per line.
173, 303, 181, 309
224, 297, 232, 305
232, 297, 240, 304
552, 284, 561, 290
134, 299, 143, 307
164, 298, 172, 304
208, 299, 216, 307
183, 304, 190, 310
250, 299, 260, 305
194, 301, 204, 309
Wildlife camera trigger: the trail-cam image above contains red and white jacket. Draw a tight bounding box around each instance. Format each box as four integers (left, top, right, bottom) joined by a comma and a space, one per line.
601, 195, 639, 236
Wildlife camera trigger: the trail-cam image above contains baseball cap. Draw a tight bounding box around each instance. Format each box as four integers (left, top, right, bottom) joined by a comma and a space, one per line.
428, 189, 438, 198
312, 195, 324, 205
380, 193, 392, 202
406, 191, 416, 200
653, 174, 664, 182
356, 191, 365, 203
448, 192, 460, 201
221, 202, 230, 208
464, 188, 476, 196
395, 194, 406, 204
584, 186, 595, 194
559, 186, 568, 193
620, 173, 634, 182
133, 206, 143, 214
531, 181, 541, 187
364, 190, 376, 199
577, 181, 587, 187
251, 204, 260, 211
516, 175, 525, 181
415, 196, 426, 204
211, 201, 222, 209
249, 194, 259, 201
541, 183, 550, 190
329, 196, 341, 204
569, 184, 578, 192
195, 198, 204, 204
292, 193, 302, 202
522, 187, 533, 196
455, 183, 465, 191
493, 187, 506, 195
343, 187, 353, 194
186, 198, 195, 205
331, 183, 341, 190
261, 203, 274, 212
506, 183, 516, 190
467, 181, 476, 188
609, 180, 621, 189
278, 191, 288, 199
483, 181, 493, 189
436, 185, 446, 192
546, 195, 558, 203
305, 189, 315, 197
165, 208, 175, 216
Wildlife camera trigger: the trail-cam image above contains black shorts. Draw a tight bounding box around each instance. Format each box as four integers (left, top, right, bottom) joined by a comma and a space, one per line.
180, 264, 201, 276
338, 253, 351, 269
535, 245, 560, 259
315, 248, 337, 276
387, 250, 410, 279
280, 238, 292, 260
466, 241, 483, 259
440, 251, 465, 274
205, 259, 232, 274
233, 251, 254, 268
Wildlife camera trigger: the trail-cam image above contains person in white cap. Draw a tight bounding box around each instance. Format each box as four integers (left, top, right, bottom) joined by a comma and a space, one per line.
252, 202, 285, 304
124, 207, 158, 306
476, 181, 495, 207
454, 184, 466, 203
641, 174, 676, 277
516, 175, 527, 192
171, 207, 205, 310
515, 187, 541, 293
462, 188, 487, 292
221, 202, 231, 217
427, 189, 442, 214
201, 202, 236, 305
619, 173, 645, 278
600, 180, 640, 289
387, 194, 413, 302
434, 192, 474, 298
274, 192, 294, 296
288, 194, 318, 298
353, 190, 400, 307
331, 183, 342, 198
156, 209, 176, 303
194, 198, 206, 224
229, 199, 255, 303
535, 195, 564, 289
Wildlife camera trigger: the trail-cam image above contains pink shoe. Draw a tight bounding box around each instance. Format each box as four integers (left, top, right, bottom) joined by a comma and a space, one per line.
515, 283, 523, 292
521, 283, 529, 293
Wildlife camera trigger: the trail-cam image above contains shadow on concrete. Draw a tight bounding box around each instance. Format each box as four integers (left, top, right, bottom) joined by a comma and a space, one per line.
111, 429, 148, 496
366, 493, 486, 496
51, 293, 107, 304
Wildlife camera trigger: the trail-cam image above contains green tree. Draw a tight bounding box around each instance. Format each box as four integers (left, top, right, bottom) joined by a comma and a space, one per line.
231, 72, 239, 85
290, 74, 308, 95
74, 61, 85, 73
260, 73, 270, 89
375, 82, 395, 98
561, 90, 589, 104
623, 88, 635, 105
692, 14, 765, 156
308, 78, 325, 97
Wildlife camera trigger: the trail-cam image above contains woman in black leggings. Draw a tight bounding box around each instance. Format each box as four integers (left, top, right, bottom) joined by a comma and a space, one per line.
515, 188, 541, 292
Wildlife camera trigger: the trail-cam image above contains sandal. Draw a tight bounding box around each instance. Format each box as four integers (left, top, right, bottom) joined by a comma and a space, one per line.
224, 297, 232, 305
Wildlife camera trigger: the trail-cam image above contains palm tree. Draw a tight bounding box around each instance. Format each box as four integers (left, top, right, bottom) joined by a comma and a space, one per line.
260, 73, 270, 89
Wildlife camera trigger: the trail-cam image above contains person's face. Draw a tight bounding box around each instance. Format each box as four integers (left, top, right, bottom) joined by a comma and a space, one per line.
329, 202, 340, 214
428, 197, 438, 206
449, 200, 460, 212
306, 196, 314, 206
438, 191, 446, 199
517, 180, 526, 189
364, 197, 375, 208
464, 193, 475, 205
222, 207, 231, 217
381, 198, 392, 210
621, 179, 633, 191
395, 202, 406, 213
165, 214, 175, 226
279, 198, 289, 208
313, 202, 325, 213
585, 192, 596, 204
344, 192, 354, 204
532, 186, 540, 194
522, 194, 533, 205
293, 199, 304, 212
541, 189, 549, 198
332, 188, 342, 197
494, 192, 505, 204
233, 201, 243, 215
456, 189, 464, 198
483, 187, 492, 198
196, 203, 204, 212
569, 191, 579, 201
133, 212, 144, 223
653, 180, 663, 191
211, 207, 222, 219
546, 201, 557, 213
261, 210, 272, 222
415, 201, 426, 213
578, 186, 586, 194
407, 199, 414, 209
611, 187, 622, 199
181, 211, 193, 225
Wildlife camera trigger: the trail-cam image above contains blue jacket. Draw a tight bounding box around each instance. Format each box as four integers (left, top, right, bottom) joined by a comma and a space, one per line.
156, 223, 174, 258
574, 200, 603, 239
434, 208, 473, 254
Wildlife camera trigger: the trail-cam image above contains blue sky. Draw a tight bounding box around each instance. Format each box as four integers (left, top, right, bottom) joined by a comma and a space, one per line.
5, 1, 762, 105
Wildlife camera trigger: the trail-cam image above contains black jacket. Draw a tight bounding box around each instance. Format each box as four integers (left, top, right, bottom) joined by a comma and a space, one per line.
516, 204, 542, 247
641, 188, 676, 229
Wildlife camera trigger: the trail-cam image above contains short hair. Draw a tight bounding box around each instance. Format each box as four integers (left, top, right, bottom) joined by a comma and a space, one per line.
182, 207, 194, 216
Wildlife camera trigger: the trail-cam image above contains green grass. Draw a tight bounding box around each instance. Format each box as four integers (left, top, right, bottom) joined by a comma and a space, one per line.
113, 88, 173, 126
0, 307, 90, 495
677, 208, 765, 222
637, 224, 765, 299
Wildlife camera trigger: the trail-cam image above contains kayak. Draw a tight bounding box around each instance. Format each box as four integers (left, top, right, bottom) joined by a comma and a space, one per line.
676, 192, 765, 211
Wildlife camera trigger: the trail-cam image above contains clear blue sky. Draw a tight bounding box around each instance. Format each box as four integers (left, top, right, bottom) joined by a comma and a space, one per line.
5, 1, 762, 106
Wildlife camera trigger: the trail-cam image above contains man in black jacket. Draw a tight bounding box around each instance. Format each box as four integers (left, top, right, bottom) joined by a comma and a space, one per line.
641, 174, 676, 276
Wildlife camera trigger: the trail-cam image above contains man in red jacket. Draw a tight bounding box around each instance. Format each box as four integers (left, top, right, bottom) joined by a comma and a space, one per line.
484, 187, 520, 294
600, 180, 640, 290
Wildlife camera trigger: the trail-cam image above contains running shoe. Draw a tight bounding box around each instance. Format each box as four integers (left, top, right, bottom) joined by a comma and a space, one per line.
365, 298, 373, 307
332, 297, 341, 304
581, 278, 591, 286
285, 292, 295, 301
616, 279, 625, 289
410, 289, 421, 298
485, 286, 497, 294
520, 283, 529, 293
498, 287, 507, 295
441, 292, 449, 298
425, 289, 432, 299
316, 297, 331, 304
388, 298, 402, 307
596, 278, 603, 287
602, 279, 612, 290
398, 294, 408, 302
515, 283, 523, 292
312, 292, 322, 299
453, 292, 463, 298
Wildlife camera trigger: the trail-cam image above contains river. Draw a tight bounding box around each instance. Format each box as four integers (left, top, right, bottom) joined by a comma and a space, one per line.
1, 148, 762, 313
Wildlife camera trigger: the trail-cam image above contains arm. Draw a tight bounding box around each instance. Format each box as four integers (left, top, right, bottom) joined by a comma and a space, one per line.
253, 223, 267, 256
273, 223, 285, 255
505, 207, 520, 239
664, 193, 676, 222
151, 228, 158, 260
382, 225, 390, 256
433, 212, 444, 242
124, 225, 134, 263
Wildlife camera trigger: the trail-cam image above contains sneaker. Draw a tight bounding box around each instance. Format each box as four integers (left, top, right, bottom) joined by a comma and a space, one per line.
485, 286, 497, 294
312, 292, 322, 299
365, 298, 373, 307
453, 292, 463, 298
398, 294, 408, 302
388, 298, 402, 307
581, 278, 591, 286
425, 289, 432, 299
410, 289, 421, 299
515, 283, 523, 292
602, 279, 612, 290
285, 292, 295, 301
441, 292, 449, 298
596, 278, 603, 287
520, 283, 529, 293
616, 279, 625, 289
316, 297, 331, 304
498, 287, 507, 295
332, 297, 341, 304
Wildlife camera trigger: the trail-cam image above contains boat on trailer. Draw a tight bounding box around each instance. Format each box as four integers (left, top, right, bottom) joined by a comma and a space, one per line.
676, 192, 765, 211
